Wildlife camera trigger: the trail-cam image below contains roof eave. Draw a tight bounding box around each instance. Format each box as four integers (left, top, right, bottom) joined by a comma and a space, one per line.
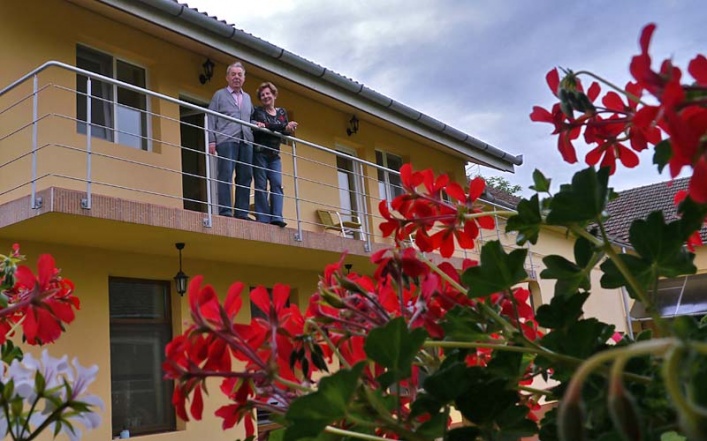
94, 0, 523, 171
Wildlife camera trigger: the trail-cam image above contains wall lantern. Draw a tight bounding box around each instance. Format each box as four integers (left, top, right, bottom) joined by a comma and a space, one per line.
344, 264, 353, 275
199, 58, 215, 85
346, 115, 359, 136
174, 242, 189, 296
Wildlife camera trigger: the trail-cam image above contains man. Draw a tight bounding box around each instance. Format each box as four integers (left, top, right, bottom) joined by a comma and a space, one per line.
208, 61, 255, 219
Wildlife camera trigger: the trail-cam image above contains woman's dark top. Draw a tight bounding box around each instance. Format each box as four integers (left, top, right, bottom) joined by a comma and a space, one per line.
252, 106, 289, 154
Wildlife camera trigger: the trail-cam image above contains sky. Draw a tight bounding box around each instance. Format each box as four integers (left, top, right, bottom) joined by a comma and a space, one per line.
185, 0, 705, 196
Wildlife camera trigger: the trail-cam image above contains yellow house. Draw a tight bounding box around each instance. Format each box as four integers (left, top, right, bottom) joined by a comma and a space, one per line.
0, 1, 533, 440
6, 1, 681, 439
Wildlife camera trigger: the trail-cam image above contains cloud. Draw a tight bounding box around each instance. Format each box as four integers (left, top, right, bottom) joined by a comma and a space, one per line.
188, 0, 705, 196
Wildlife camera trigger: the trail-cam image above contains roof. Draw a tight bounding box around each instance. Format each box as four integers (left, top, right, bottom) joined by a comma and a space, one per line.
482, 186, 521, 211
93, 0, 522, 171
480, 177, 706, 249
604, 178, 707, 245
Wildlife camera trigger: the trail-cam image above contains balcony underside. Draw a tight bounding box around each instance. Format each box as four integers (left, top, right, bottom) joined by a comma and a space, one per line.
0, 187, 383, 272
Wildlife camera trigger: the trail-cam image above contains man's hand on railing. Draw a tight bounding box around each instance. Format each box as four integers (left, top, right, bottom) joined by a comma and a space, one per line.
209, 142, 216, 155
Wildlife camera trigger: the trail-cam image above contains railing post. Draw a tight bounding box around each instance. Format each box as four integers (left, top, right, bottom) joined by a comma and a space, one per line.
357, 163, 371, 252
30, 74, 41, 209
291, 140, 303, 242
203, 114, 213, 228
81, 77, 92, 209
526, 244, 535, 279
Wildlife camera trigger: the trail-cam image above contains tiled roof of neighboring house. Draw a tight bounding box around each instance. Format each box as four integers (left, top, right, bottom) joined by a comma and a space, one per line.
604, 178, 707, 245
479, 178, 706, 249
482, 186, 521, 211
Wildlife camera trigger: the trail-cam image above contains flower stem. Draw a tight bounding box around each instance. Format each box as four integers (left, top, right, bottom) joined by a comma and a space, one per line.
274, 376, 315, 393
307, 319, 352, 369
323, 425, 394, 441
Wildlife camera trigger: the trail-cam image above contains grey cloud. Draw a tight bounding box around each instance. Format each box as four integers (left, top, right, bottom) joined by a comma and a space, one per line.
197, 0, 705, 195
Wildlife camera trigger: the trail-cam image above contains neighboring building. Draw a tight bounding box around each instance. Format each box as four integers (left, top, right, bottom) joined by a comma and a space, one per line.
0, 1, 527, 440
485, 177, 707, 339
604, 178, 707, 335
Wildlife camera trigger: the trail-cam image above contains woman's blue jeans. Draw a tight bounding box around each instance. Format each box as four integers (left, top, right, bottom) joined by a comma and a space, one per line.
253, 150, 284, 224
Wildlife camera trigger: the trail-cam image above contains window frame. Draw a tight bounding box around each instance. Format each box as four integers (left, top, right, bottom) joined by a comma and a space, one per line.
108, 277, 175, 437
76, 44, 151, 151
375, 150, 404, 202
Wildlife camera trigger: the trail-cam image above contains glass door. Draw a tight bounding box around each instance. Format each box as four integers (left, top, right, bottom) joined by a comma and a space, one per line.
336, 149, 367, 238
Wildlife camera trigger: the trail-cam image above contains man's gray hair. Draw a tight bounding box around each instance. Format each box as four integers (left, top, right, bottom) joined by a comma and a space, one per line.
227, 61, 246, 75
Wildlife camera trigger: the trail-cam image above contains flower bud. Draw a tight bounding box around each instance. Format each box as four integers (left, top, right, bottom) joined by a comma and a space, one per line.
319, 289, 346, 309
558, 399, 586, 441
608, 386, 642, 441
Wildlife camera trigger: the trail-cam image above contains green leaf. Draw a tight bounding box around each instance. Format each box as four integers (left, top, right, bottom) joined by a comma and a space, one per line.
600, 253, 652, 298
506, 194, 543, 245
535, 292, 589, 330
284, 363, 364, 441
661, 431, 687, 441
410, 392, 444, 417
447, 426, 482, 441
487, 351, 524, 384
496, 406, 538, 439
461, 241, 528, 298
364, 317, 427, 388
653, 139, 672, 173
35, 372, 46, 395
440, 306, 490, 341
454, 367, 519, 425
267, 428, 285, 441
540, 318, 615, 360
676, 195, 707, 242
540, 255, 590, 297
422, 362, 471, 402
630, 211, 696, 278
574, 236, 594, 267
601, 211, 697, 297
416, 411, 448, 439
530, 169, 551, 192
546, 167, 611, 226
1, 341, 23, 365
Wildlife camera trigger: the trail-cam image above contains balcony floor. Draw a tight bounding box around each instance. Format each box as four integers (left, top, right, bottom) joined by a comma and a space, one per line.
0, 187, 382, 272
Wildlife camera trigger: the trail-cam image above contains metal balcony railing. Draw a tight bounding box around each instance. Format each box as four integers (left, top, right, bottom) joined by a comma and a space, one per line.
0, 61, 539, 278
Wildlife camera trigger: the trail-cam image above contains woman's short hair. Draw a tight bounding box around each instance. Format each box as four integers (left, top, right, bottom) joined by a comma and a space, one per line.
257, 82, 278, 98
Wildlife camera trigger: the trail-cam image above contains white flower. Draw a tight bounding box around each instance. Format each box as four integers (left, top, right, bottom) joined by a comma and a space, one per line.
0, 350, 103, 441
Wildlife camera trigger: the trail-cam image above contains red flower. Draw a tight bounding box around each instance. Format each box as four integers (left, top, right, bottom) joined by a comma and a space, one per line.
688, 54, 707, 86
10, 254, 79, 345
530, 103, 581, 163
674, 190, 704, 250
690, 155, 707, 204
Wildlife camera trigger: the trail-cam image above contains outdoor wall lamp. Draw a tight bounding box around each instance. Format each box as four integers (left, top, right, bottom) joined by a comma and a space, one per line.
344, 264, 353, 275
199, 58, 215, 85
346, 115, 359, 136
174, 242, 189, 296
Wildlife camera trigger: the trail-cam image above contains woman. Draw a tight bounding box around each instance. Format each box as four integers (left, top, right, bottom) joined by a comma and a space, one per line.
251, 82, 298, 227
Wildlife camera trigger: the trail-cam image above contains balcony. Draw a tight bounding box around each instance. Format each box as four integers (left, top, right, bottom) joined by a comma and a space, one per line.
0, 61, 538, 277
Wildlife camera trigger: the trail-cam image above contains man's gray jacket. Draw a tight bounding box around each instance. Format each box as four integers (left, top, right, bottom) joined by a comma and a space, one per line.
207, 88, 255, 145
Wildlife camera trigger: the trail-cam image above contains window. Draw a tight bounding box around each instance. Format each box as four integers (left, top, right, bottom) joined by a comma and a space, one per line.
630, 272, 707, 320
336, 150, 366, 228
109, 278, 175, 436
376, 151, 404, 202
76, 45, 148, 150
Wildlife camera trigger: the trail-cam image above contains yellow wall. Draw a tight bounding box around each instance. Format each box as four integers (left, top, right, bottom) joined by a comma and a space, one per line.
527, 227, 631, 333
0, 0, 467, 240
1, 238, 322, 441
